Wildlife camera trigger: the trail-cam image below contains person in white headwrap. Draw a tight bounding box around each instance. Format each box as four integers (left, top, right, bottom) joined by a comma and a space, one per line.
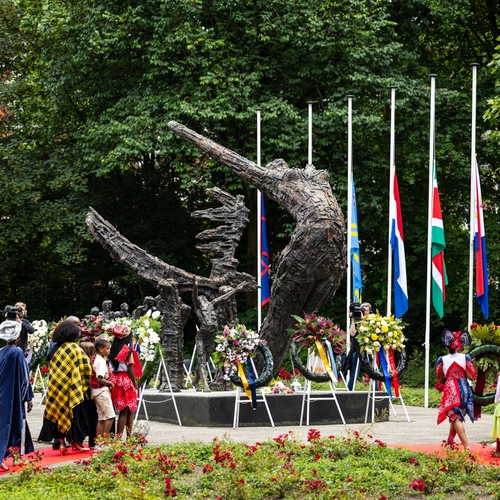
0, 320, 34, 471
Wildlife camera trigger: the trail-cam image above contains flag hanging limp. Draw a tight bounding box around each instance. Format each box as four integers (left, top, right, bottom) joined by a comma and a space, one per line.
390, 170, 408, 318
260, 192, 270, 307
431, 166, 447, 318
350, 178, 362, 303
474, 159, 489, 318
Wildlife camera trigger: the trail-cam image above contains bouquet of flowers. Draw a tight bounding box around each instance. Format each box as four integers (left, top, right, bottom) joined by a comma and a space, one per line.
212, 324, 264, 381
29, 319, 49, 353
288, 313, 345, 355
131, 314, 161, 363
79, 315, 107, 342
356, 312, 406, 354
468, 322, 500, 372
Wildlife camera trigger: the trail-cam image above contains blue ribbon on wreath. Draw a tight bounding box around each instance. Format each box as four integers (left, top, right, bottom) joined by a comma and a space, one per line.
324, 339, 338, 383
378, 350, 392, 398
247, 359, 258, 408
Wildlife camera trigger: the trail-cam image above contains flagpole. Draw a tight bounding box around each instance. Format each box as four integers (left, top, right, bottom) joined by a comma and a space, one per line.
256, 107, 263, 332
468, 63, 479, 329
307, 101, 314, 165
387, 86, 397, 316
346, 95, 354, 351
424, 75, 437, 408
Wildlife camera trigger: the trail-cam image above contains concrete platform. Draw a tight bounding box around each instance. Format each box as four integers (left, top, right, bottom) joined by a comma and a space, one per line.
136, 388, 390, 426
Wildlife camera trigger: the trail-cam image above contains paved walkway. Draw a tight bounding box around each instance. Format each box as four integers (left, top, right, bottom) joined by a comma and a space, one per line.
27, 392, 496, 448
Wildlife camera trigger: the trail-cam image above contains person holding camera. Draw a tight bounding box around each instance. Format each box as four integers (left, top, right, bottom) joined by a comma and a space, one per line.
15, 303, 34, 353
343, 302, 372, 391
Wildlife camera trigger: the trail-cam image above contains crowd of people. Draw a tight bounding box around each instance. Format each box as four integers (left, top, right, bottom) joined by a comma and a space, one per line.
0, 304, 141, 469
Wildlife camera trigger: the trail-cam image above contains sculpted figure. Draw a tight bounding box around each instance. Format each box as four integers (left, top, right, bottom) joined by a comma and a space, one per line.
168, 121, 346, 371
86, 187, 255, 391
100, 300, 114, 320
132, 296, 157, 319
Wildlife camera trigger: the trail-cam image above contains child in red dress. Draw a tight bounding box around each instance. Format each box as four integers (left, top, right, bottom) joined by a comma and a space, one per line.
108, 327, 140, 439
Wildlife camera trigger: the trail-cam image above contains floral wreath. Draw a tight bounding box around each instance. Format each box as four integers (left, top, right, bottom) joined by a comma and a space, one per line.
213, 324, 265, 381
288, 313, 345, 355
356, 312, 407, 388
356, 312, 406, 354
288, 313, 345, 384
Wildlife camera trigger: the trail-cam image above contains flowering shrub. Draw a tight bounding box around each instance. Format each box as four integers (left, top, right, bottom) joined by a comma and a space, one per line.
212, 324, 264, 380
28, 320, 48, 353
0, 430, 494, 497
288, 313, 344, 355
356, 312, 406, 354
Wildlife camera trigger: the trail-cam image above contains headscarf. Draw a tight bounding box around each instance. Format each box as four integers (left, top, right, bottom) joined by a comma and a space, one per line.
441, 328, 471, 352
0, 320, 22, 342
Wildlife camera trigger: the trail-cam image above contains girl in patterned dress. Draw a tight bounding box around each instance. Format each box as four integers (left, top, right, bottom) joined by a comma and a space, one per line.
436, 329, 476, 450
108, 327, 139, 439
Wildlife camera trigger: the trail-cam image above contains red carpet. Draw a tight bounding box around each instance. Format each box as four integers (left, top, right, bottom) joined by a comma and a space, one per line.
1, 443, 499, 475
0, 445, 93, 475
392, 443, 500, 466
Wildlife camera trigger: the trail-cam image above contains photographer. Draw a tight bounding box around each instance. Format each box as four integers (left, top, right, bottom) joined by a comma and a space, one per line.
3, 303, 34, 353
343, 302, 371, 391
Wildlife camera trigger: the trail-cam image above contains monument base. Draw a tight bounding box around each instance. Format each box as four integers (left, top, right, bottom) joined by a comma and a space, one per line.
137, 389, 390, 426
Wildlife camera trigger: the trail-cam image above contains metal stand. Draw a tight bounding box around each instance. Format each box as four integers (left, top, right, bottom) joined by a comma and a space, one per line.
135, 354, 182, 426
299, 352, 346, 426
233, 358, 274, 429
364, 355, 410, 423
184, 338, 218, 388
32, 365, 47, 409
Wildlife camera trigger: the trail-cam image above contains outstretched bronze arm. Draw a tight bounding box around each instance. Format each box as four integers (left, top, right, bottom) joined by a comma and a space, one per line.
168, 121, 268, 190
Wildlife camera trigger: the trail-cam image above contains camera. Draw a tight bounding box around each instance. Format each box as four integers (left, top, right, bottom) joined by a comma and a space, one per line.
5, 306, 22, 321
349, 302, 363, 320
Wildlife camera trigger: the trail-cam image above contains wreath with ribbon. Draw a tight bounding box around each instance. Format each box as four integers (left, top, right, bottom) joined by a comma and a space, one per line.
469, 344, 500, 406
355, 312, 407, 397
213, 324, 272, 408
290, 341, 343, 383
288, 313, 345, 384
359, 349, 407, 382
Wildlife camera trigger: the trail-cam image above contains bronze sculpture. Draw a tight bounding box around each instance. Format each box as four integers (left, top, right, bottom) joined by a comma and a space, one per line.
168, 121, 346, 371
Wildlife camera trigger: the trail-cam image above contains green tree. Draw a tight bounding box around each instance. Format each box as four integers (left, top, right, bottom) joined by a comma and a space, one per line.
0, 0, 499, 363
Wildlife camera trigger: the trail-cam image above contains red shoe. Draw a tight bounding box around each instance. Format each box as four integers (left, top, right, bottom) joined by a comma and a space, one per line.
59, 445, 69, 456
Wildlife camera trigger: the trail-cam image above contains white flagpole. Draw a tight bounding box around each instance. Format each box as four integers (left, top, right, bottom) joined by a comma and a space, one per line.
468, 63, 479, 329
307, 101, 314, 165
346, 95, 354, 351
256, 107, 263, 331
387, 86, 397, 317
424, 74, 437, 408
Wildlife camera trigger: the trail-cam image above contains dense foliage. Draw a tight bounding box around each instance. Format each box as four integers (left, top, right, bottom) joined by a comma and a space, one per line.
1, 0, 500, 357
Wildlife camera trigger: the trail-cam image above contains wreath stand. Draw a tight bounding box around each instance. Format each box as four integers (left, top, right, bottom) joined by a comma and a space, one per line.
233, 357, 275, 429
31, 364, 48, 410
135, 352, 182, 426
184, 333, 218, 388
300, 351, 346, 426
364, 354, 410, 424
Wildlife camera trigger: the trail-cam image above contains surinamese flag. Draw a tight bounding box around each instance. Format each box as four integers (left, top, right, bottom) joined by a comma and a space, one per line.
351, 178, 362, 303
431, 166, 447, 318
474, 159, 489, 318
260, 192, 270, 307
390, 170, 408, 318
